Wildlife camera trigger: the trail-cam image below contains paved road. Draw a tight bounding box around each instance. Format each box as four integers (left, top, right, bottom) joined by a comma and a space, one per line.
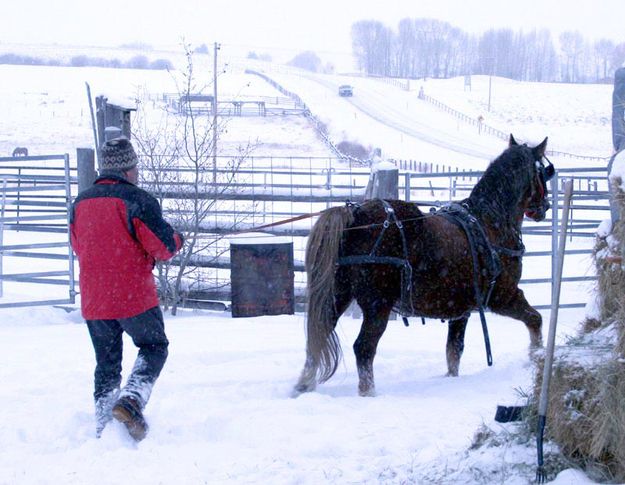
301, 73, 499, 160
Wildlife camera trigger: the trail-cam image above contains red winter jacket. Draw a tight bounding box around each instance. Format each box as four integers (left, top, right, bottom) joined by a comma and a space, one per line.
70, 174, 183, 319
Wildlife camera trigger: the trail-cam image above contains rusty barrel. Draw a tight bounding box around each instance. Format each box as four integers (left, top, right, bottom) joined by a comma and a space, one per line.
230, 237, 294, 318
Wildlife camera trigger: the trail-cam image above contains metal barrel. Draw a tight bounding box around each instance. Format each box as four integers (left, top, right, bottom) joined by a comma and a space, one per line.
230, 239, 294, 318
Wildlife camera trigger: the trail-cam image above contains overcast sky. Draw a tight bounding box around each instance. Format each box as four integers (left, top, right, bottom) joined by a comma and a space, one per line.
3, 0, 623, 57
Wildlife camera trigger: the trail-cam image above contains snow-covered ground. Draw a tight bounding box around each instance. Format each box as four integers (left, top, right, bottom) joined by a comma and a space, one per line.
0, 58, 617, 484
0, 305, 590, 485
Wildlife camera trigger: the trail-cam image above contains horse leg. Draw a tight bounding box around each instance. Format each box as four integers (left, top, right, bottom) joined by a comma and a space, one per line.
353, 300, 393, 397
492, 288, 543, 348
446, 315, 469, 377
292, 282, 352, 396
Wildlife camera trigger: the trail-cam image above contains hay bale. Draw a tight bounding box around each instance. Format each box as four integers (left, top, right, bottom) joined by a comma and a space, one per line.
534, 336, 624, 482
592, 176, 625, 357
533, 174, 625, 481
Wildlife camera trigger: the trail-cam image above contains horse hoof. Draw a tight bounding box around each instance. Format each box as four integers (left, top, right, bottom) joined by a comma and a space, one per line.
291, 383, 315, 398
445, 371, 459, 377
358, 388, 376, 397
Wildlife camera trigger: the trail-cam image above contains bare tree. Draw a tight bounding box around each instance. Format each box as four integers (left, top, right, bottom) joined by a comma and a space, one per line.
595, 38, 616, 81
349, 17, 617, 83
529, 29, 558, 82
133, 44, 258, 314
287, 51, 322, 72
559, 31, 585, 82
614, 43, 625, 73
351, 20, 393, 76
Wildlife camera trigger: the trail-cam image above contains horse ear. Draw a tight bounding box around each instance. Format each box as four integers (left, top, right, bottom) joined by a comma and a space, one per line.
533, 137, 548, 159
509, 134, 518, 147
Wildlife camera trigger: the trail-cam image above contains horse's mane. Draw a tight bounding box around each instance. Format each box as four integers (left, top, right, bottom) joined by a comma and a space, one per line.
467, 145, 535, 222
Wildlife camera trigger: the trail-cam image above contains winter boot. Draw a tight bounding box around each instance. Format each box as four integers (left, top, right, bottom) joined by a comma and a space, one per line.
95, 388, 119, 438
111, 396, 148, 441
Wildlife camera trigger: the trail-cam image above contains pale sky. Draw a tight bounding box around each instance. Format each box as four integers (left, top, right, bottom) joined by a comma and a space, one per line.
3, 0, 624, 56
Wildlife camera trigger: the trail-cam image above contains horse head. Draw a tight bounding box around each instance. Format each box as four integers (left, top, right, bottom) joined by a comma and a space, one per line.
509, 135, 553, 222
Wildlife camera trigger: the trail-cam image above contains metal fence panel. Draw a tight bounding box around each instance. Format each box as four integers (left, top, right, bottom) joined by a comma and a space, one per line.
0, 154, 76, 308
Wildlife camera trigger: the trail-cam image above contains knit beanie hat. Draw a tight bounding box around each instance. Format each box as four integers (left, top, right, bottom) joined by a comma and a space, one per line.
100, 137, 138, 171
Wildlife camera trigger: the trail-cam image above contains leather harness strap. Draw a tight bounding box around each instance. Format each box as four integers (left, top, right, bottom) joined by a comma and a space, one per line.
437, 203, 501, 366
338, 200, 415, 320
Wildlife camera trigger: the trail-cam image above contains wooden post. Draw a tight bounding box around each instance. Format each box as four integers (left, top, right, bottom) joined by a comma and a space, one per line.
365, 166, 399, 200
77, 148, 96, 192
95, 96, 106, 151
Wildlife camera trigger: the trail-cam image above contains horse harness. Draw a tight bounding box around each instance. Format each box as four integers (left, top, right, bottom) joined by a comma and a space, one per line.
338, 200, 416, 319
337, 199, 526, 367
436, 202, 524, 366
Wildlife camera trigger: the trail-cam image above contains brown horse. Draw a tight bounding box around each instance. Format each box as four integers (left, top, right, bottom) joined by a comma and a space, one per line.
293, 135, 553, 397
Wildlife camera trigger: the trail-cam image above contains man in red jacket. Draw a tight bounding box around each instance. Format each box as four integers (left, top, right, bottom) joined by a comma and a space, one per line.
70, 137, 184, 441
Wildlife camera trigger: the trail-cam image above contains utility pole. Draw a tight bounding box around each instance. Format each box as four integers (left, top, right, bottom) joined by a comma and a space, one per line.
213, 41, 220, 183
487, 57, 495, 112
488, 74, 492, 112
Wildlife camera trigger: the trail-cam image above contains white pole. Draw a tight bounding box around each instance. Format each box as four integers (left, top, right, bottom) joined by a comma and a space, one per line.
536, 178, 574, 481
0, 178, 7, 298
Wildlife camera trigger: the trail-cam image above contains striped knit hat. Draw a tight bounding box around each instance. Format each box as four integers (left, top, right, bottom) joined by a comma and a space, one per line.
100, 137, 138, 171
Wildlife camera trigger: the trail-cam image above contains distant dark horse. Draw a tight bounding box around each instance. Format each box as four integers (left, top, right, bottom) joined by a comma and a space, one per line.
12, 147, 28, 157
294, 135, 554, 397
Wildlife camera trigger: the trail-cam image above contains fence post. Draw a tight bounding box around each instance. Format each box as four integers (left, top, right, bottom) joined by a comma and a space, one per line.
77, 148, 96, 193
405, 173, 411, 202
365, 166, 399, 200
550, 172, 559, 305
0, 178, 6, 297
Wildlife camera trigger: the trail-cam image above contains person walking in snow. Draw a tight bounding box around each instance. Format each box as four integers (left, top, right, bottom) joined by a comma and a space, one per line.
70, 137, 184, 441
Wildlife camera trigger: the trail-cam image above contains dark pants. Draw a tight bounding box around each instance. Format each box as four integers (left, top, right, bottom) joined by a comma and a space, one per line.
87, 306, 169, 409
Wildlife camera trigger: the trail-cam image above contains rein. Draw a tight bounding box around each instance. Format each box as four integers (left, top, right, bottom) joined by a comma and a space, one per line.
228, 210, 324, 235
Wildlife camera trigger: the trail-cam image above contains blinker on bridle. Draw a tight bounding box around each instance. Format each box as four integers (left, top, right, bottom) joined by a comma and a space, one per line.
526, 154, 554, 218
534, 154, 555, 197
539, 154, 555, 181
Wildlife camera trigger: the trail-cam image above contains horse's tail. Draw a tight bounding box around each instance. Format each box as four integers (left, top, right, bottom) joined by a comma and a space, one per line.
305, 205, 354, 383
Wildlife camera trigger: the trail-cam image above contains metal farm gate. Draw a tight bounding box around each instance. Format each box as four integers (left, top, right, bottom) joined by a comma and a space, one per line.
0, 154, 76, 308
401, 167, 609, 310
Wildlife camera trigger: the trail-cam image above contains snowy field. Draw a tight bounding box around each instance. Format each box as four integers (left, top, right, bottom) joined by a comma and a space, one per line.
0, 58, 616, 484
0, 305, 590, 485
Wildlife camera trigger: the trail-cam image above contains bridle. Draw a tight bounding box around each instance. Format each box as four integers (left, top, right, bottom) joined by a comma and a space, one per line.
525, 155, 555, 219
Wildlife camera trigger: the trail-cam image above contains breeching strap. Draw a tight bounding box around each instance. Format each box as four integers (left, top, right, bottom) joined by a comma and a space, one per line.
462, 217, 494, 367
438, 204, 495, 367
337, 200, 415, 319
